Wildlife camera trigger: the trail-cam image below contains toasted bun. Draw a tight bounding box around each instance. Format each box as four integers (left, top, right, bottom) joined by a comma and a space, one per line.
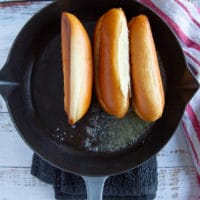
129, 15, 165, 122
94, 8, 130, 118
61, 12, 93, 125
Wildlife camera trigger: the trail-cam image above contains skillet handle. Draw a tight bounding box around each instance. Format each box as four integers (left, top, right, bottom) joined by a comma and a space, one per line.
83, 176, 108, 200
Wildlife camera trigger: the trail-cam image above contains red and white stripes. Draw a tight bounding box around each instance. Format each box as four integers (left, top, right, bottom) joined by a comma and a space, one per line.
175, 0, 200, 28
138, 0, 200, 183
138, 0, 200, 79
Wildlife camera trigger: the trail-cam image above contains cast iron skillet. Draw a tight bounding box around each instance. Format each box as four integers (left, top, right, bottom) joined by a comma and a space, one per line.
0, 0, 199, 199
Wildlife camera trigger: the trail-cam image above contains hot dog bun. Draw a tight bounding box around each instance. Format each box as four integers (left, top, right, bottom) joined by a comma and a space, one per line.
129, 15, 165, 122
61, 12, 93, 125
94, 8, 130, 118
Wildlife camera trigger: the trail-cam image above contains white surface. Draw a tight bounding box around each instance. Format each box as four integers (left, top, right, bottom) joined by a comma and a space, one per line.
0, 1, 200, 200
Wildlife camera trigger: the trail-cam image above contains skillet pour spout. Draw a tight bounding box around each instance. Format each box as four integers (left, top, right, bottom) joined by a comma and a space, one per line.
0, 65, 19, 97
176, 68, 199, 104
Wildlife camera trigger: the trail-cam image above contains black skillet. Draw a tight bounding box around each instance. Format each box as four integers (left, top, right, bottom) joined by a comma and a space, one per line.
0, 0, 199, 199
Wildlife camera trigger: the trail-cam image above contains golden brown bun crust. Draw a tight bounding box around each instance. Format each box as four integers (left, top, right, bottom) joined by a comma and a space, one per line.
129, 15, 165, 122
94, 8, 130, 118
61, 12, 93, 125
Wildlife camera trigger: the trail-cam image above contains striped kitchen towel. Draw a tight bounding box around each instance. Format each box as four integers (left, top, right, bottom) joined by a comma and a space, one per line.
138, 0, 200, 183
